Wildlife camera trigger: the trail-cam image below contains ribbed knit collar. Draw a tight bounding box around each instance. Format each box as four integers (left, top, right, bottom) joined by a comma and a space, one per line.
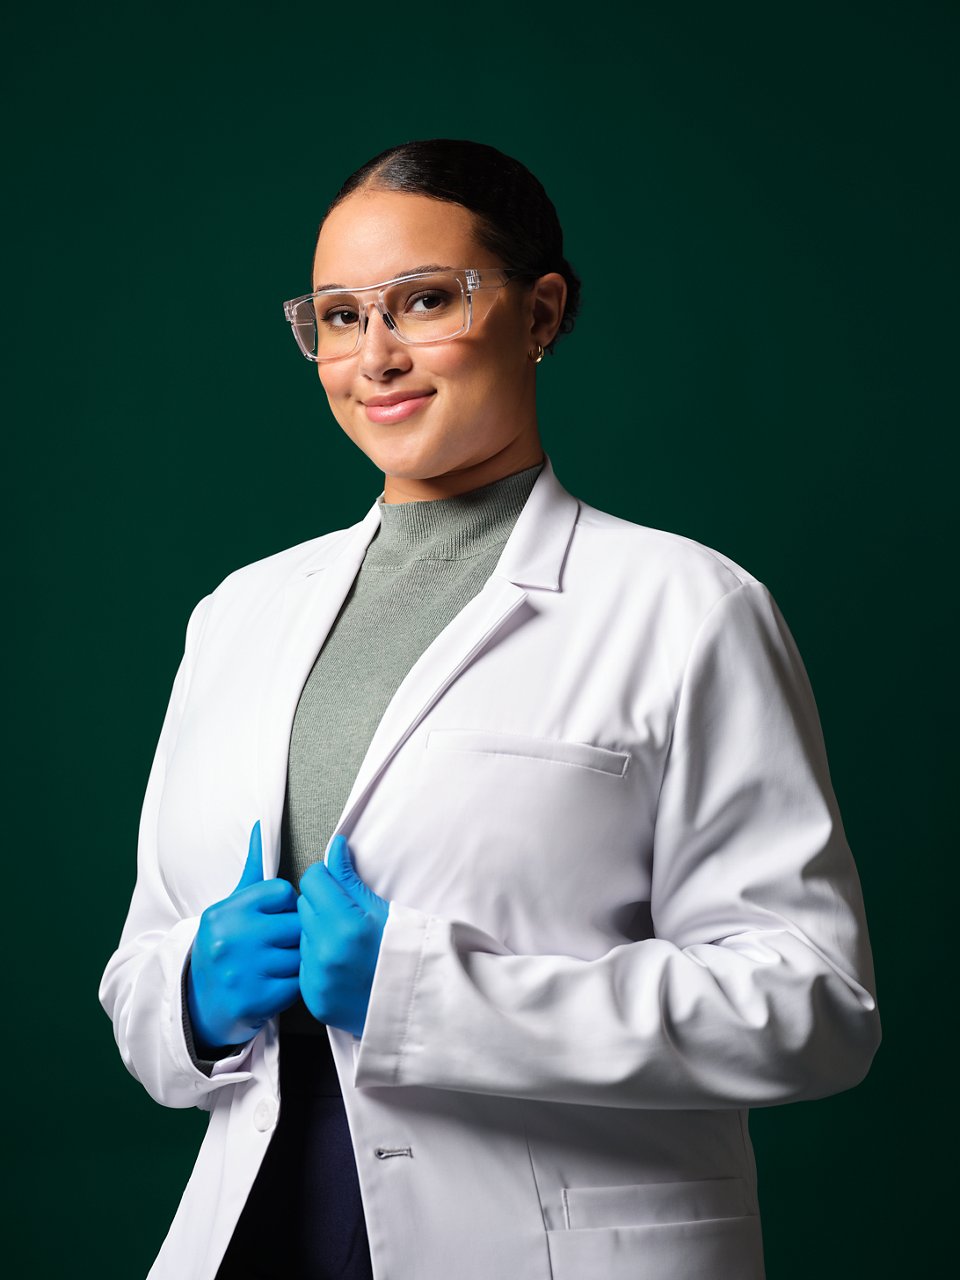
365, 461, 544, 564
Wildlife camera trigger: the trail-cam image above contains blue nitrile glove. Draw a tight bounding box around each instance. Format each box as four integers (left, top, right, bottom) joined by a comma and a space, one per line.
297, 833, 391, 1039
186, 819, 302, 1053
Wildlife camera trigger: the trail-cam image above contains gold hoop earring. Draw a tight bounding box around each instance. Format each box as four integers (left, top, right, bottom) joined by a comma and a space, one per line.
530, 343, 544, 364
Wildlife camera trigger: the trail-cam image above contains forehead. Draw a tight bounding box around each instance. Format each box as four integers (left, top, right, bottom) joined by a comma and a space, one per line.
313, 189, 487, 287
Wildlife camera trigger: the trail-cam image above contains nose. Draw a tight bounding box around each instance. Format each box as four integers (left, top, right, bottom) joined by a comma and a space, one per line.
356, 300, 411, 374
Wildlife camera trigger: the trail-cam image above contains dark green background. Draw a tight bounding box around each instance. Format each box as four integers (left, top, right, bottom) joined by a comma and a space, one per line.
7, 1, 955, 1275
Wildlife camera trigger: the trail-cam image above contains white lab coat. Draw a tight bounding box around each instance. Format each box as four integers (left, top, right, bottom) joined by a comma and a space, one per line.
99, 452, 880, 1280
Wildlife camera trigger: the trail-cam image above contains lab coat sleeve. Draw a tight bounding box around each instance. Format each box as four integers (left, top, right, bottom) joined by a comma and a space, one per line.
353, 581, 882, 1109
98, 593, 257, 1110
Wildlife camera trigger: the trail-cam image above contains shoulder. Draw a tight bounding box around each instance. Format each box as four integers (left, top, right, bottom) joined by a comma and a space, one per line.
182, 521, 360, 649
210, 523, 355, 600
570, 497, 764, 613
564, 498, 799, 699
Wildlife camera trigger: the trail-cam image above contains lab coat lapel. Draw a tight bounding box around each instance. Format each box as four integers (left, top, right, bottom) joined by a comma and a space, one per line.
256, 454, 580, 878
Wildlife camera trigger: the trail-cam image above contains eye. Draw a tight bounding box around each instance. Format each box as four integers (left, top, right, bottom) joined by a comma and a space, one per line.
407, 289, 450, 313
320, 306, 359, 329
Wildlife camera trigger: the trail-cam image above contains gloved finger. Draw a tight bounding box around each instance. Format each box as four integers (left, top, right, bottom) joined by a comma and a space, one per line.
250, 877, 299, 914
299, 859, 363, 915
258, 947, 303, 979
325, 834, 387, 916
296, 893, 337, 943
233, 820, 265, 893
256, 910, 303, 950
296, 892, 319, 926
261, 975, 302, 1015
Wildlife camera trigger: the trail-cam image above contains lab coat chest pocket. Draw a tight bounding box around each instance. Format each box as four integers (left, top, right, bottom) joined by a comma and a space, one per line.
413, 729, 652, 948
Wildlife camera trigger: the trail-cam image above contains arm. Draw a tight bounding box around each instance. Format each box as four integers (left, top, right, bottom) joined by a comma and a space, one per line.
353, 582, 881, 1109
98, 594, 257, 1110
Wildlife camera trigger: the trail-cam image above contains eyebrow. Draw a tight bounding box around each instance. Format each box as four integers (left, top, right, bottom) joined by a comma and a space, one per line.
313, 264, 456, 291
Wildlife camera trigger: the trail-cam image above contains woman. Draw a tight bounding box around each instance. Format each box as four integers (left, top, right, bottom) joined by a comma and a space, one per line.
99, 138, 881, 1280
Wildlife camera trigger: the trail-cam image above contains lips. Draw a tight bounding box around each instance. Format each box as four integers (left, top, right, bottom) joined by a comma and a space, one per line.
363, 392, 436, 424
363, 390, 435, 407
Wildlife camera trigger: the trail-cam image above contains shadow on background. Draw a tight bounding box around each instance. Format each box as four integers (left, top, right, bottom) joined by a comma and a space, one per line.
6, 1, 954, 1276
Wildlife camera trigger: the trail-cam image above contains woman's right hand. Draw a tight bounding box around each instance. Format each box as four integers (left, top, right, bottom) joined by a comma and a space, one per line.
186, 819, 302, 1054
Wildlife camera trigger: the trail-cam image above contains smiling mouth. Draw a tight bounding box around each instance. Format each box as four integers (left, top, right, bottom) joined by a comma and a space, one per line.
362, 392, 436, 422
363, 391, 436, 408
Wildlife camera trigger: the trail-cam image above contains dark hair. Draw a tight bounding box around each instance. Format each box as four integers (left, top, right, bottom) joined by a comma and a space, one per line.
316, 138, 581, 357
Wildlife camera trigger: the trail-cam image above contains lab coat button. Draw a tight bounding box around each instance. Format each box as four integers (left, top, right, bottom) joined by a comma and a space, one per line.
253, 1097, 278, 1132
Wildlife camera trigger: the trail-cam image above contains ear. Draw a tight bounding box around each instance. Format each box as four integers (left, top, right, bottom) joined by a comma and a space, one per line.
529, 272, 567, 351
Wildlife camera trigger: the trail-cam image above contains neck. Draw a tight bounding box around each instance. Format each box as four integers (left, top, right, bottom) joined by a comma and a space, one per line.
381, 442, 545, 504
367, 460, 545, 564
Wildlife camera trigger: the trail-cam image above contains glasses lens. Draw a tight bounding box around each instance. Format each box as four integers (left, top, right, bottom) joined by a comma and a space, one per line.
312, 290, 363, 360
382, 273, 467, 343
289, 297, 321, 359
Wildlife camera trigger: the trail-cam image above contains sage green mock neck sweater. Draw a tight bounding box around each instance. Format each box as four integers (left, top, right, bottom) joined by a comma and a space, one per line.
184, 460, 545, 1066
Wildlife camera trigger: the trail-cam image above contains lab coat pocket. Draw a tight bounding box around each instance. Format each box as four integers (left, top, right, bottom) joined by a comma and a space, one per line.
418, 728, 644, 947
548, 1178, 764, 1280
562, 1176, 749, 1229
425, 728, 630, 776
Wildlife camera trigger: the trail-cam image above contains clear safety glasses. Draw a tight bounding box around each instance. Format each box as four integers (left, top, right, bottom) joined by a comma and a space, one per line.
282, 266, 529, 363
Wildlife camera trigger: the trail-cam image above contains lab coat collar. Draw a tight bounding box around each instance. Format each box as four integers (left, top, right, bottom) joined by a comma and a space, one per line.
295, 451, 579, 592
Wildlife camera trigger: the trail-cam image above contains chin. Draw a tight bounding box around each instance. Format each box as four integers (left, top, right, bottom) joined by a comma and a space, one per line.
361, 433, 456, 475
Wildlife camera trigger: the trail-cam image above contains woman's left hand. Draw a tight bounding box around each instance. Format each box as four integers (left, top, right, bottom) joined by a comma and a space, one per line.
297, 834, 391, 1038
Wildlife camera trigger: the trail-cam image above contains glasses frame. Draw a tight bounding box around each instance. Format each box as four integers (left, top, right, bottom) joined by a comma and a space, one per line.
282, 266, 532, 363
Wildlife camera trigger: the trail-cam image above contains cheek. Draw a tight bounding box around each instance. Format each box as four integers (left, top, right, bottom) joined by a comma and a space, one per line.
430, 341, 518, 398
417, 345, 473, 383
318, 366, 348, 398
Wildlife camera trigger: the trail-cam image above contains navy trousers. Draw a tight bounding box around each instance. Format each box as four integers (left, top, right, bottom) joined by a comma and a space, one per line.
215, 1032, 376, 1280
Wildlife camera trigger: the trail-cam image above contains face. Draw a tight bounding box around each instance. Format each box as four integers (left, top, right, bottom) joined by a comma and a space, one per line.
311, 187, 566, 502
